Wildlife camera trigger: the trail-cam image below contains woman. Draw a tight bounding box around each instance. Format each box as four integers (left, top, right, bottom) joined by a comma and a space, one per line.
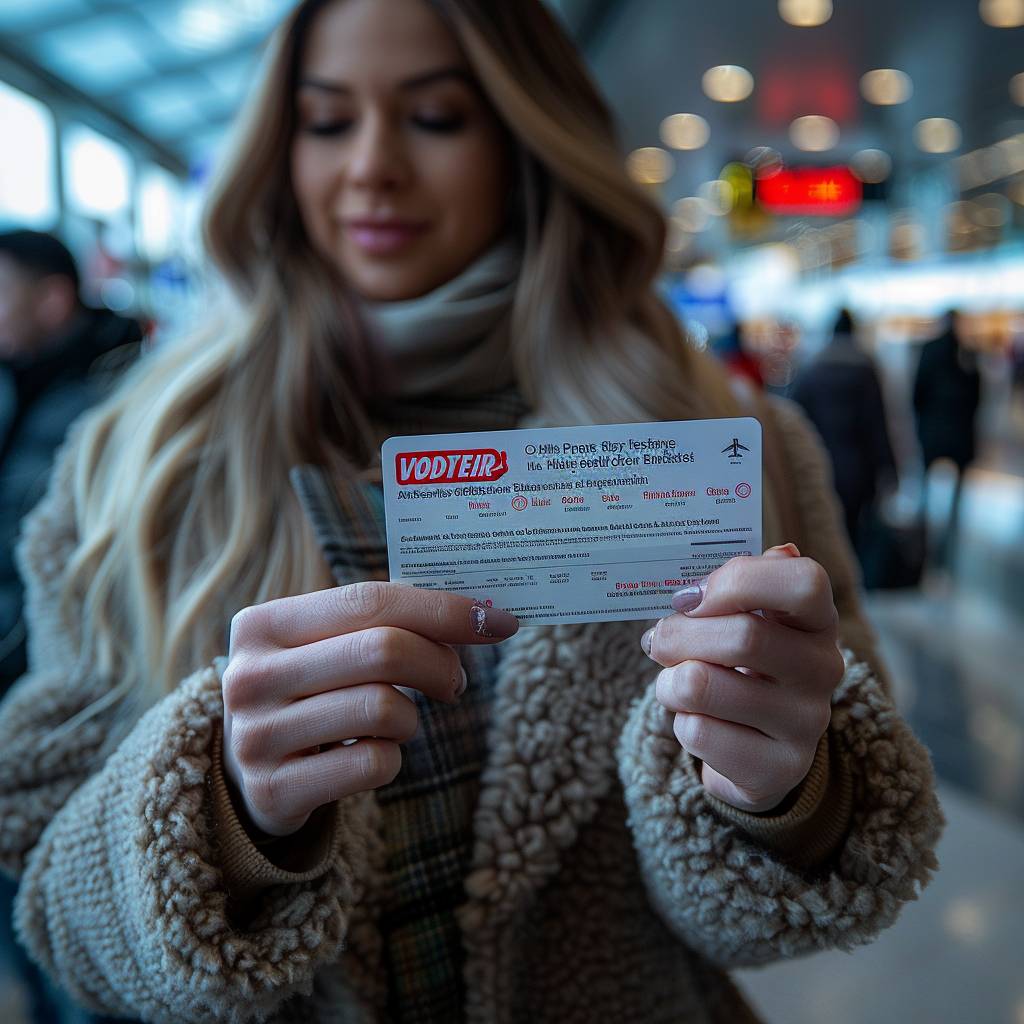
0, 1, 943, 1021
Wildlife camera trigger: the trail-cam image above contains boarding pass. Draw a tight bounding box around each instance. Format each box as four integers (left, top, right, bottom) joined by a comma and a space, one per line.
381, 417, 762, 626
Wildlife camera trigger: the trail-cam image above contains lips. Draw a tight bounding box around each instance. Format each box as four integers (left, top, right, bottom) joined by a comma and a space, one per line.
343, 217, 430, 256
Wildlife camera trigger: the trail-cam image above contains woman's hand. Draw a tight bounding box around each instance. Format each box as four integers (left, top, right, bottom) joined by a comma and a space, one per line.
221, 582, 518, 837
643, 544, 844, 814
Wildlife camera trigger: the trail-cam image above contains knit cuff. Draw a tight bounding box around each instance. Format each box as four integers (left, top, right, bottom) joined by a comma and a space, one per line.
692, 727, 854, 871
208, 721, 342, 904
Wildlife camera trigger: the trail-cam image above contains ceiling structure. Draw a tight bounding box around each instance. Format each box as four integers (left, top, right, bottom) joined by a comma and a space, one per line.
585, 0, 1024, 202
0, 0, 1021, 192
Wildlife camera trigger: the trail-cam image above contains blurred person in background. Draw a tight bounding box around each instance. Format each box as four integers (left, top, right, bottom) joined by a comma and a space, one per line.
913, 311, 982, 576
0, 2, 942, 1022
791, 309, 897, 564
710, 322, 764, 394
0, 230, 141, 1024
0, 230, 142, 690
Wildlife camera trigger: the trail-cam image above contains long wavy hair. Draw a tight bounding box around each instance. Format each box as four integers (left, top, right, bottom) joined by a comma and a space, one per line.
61, 0, 739, 724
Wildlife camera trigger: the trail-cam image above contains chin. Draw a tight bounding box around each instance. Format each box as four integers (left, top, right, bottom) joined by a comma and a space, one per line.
345, 265, 446, 303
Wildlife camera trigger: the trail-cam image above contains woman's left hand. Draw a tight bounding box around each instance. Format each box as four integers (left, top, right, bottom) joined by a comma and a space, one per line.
642, 543, 845, 814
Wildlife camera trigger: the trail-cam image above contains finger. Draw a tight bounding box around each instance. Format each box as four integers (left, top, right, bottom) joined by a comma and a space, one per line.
264, 738, 404, 828
234, 684, 420, 763
649, 610, 839, 683
230, 581, 519, 652
671, 712, 797, 811
655, 661, 829, 743
226, 627, 467, 705
679, 554, 836, 633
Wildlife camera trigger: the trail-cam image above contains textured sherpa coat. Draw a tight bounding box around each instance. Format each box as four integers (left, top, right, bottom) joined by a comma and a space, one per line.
0, 400, 944, 1024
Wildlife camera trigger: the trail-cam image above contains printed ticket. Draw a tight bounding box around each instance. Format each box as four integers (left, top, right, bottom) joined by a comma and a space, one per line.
381, 417, 762, 625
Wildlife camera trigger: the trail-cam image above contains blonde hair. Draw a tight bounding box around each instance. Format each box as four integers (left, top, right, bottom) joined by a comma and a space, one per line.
62, 0, 738, 724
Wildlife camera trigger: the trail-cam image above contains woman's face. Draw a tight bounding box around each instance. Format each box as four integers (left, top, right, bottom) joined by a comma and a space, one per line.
291, 0, 513, 302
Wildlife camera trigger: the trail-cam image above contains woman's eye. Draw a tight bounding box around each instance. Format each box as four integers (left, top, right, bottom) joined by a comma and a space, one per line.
304, 120, 353, 137
413, 115, 465, 133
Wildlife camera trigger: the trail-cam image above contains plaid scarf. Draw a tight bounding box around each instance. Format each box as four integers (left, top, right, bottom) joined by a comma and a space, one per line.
289, 387, 528, 1023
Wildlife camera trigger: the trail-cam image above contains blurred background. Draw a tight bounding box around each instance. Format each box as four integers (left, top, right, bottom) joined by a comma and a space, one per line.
1, 0, 1022, 1021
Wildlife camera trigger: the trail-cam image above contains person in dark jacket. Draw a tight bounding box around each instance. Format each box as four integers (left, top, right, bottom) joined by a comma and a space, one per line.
791, 309, 897, 553
912, 312, 982, 572
0, 231, 142, 691
0, 230, 141, 1024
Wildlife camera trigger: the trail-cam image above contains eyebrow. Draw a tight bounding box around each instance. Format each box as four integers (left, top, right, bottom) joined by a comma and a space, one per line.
298, 67, 476, 95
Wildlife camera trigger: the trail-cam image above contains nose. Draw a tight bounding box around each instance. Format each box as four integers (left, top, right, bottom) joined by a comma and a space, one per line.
346, 112, 411, 192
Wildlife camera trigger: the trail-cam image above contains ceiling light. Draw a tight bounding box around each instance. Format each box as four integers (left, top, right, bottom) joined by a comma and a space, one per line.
702, 66, 754, 103
980, 0, 1024, 27
660, 113, 710, 151
789, 115, 840, 152
860, 69, 913, 105
626, 147, 674, 185
915, 118, 962, 154
779, 0, 833, 26
851, 149, 892, 183
1011, 73, 1024, 105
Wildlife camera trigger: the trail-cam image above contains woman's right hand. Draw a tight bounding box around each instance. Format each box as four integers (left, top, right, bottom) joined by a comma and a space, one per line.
221, 581, 519, 837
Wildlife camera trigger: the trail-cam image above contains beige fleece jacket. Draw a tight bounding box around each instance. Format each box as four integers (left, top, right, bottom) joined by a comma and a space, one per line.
0, 400, 944, 1024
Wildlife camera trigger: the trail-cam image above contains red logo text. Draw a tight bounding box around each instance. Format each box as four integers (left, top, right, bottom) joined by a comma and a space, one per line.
396, 448, 509, 485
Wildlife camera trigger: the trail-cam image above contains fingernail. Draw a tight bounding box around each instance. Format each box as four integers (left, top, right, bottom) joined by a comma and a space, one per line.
454, 663, 468, 700
766, 542, 801, 557
640, 626, 656, 657
671, 584, 704, 614
471, 602, 519, 639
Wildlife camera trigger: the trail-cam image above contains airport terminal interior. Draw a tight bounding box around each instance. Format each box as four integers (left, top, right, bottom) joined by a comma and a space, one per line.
1, 0, 1023, 1021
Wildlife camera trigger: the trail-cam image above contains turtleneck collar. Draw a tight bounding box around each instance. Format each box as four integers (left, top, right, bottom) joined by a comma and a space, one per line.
359, 236, 522, 402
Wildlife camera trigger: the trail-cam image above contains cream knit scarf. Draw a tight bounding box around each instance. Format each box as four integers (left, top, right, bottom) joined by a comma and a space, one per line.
360, 236, 522, 402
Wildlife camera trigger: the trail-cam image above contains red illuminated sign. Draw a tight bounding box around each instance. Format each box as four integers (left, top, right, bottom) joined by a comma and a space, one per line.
756, 167, 862, 216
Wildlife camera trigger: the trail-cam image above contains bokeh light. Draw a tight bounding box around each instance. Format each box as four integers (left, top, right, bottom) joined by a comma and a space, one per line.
915, 117, 962, 154
672, 197, 712, 233
851, 148, 893, 183
778, 0, 833, 27
660, 113, 710, 151
702, 65, 754, 103
860, 69, 913, 105
627, 147, 674, 185
980, 0, 1024, 28
1011, 73, 1024, 105
698, 179, 735, 215
790, 115, 840, 152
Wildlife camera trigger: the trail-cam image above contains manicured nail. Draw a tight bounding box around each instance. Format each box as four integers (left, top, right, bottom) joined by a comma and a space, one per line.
671, 584, 704, 614
767, 542, 801, 557
640, 626, 656, 657
471, 602, 519, 639
454, 664, 468, 700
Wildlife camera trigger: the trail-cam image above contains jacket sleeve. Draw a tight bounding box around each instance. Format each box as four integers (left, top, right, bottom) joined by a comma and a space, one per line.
0, 418, 383, 1023
616, 400, 944, 969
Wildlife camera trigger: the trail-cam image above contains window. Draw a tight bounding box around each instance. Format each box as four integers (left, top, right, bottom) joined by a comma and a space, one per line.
64, 122, 132, 219
0, 80, 58, 228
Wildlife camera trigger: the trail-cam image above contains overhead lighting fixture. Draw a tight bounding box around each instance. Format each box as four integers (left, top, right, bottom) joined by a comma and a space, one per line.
789, 115, 840, 152
860, 69, 913, 105
626, 147, 674, 185
1011, 73, 1024, 105
702, 65, 754, 103
851, 149, 892, 184
778, 0, 833, 26
915, 118, 961, 154
660, 113, 710, 151
980, 0, 1024, 27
